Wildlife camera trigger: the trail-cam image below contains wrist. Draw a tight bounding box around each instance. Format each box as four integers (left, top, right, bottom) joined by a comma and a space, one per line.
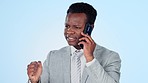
86, 55, 94, 62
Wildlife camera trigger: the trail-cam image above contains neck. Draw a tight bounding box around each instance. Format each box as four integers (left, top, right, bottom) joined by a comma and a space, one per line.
74, 45, 82, 50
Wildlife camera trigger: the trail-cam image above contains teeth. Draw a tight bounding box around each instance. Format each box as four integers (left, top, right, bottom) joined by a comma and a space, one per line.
66, 35, 76, 41
69, 37, 74, 39
67, 37, 75, 41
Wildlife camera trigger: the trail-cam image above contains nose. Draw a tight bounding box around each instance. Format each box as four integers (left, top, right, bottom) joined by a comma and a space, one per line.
66, 27, 75, 34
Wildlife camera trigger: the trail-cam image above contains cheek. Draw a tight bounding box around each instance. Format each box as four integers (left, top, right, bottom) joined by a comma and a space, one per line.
76, 32, 82, 38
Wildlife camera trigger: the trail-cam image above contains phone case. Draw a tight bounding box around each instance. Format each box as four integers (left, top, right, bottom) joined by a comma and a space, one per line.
80, 23, 93, 48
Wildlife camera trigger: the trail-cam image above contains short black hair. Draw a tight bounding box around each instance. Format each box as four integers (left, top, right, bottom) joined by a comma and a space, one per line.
67, 2, 97, 25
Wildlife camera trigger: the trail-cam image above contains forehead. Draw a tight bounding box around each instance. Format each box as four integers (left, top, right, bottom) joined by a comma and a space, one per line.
65, 13, 87, 24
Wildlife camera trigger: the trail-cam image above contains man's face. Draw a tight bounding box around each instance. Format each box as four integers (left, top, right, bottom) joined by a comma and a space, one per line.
64, 13, 87, 49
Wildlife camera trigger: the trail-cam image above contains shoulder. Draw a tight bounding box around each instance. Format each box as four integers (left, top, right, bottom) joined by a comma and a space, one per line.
95, 44, 119, 56
94, 44, 121, 65
47, 46, 70, 57
44, 46, 71, 64
51, 46, 70, 53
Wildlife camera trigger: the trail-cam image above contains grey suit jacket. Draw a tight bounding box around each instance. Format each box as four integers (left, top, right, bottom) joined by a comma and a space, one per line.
40, 44, 121, 83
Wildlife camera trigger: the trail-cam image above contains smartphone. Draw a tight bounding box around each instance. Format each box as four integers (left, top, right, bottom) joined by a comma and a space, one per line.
80, 23, 93, 48
83, 23, 93, 35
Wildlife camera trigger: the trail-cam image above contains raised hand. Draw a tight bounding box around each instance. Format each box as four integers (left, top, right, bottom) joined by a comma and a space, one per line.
27, 61, 42, 83
78, 32, 96, 62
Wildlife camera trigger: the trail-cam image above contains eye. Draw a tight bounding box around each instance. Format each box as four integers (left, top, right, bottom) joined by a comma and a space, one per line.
75, 26, 81, 29
65, 25, 70, 29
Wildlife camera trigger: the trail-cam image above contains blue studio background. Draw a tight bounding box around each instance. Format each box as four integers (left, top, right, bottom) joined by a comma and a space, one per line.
0, 0, 148, 83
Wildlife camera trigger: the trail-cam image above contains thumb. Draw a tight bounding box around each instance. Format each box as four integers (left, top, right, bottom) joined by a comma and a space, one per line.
35, 61, 42, 76
38, 61, 42, 67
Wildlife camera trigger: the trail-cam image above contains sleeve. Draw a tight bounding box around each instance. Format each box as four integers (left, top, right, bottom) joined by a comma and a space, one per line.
85, 52, 121, 83
39, 51, 52, 83
85, 58, 96, 67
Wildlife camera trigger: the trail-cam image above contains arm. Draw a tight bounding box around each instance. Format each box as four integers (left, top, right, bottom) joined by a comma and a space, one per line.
40, 52, 52, 83
27, 52, 52, 83
79, 32, 121, 83
85, 52, 121, 83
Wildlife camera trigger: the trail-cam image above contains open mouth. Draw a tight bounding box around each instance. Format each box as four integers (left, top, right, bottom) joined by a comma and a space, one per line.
66, 34, 78, 42
66, 37, 76, 42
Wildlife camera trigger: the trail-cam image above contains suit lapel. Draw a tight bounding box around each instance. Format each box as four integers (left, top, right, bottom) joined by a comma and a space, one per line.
62, 46, 71, 83
61, 45, 100, 83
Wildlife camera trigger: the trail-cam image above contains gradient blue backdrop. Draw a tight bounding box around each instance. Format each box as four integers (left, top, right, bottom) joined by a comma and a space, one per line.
0, 0, 148, 83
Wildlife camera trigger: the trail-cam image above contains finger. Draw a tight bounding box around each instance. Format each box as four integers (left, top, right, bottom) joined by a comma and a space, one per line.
30, 61, 38, 65
27, 61, 42, 77
81, 32, 90, 37
29, 72, 36, 78
80, 32, 87, 36
29, 61, 42, 74
81, 32, 94, 43
27, 68, 35, 77
27, 63, 39, 74
28, 72, 34, 77
27, 65, 38, 73
27, 68, 35, 74
30, 61, 39, 67
31, 61, 41, 66
79, 37, 92, 44
27, 65, 38, 72
28, 67, 40, 77
28, 64, 35, 68
38, 61, 41, 63
37, 61, 42, 67
78, 40, 87, 47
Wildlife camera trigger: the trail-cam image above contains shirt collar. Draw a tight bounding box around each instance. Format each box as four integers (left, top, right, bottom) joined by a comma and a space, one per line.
70, 46, 83, 56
